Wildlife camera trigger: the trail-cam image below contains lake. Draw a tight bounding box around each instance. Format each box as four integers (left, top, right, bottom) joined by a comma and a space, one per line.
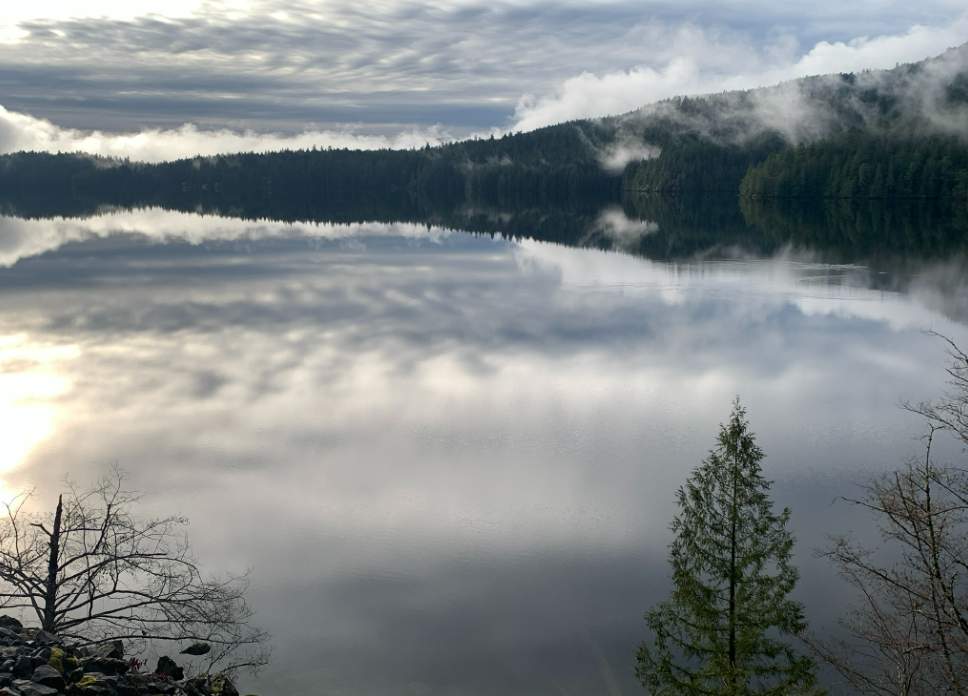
0, 200, 966, 695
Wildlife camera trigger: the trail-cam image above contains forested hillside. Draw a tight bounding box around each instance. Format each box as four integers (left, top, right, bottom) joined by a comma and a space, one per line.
740, 129, 968, 199
2, 43, 968, 207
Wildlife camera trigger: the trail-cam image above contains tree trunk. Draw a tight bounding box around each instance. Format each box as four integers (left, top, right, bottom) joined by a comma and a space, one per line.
921, 434, 966, 696
42, 495, 62, 633
728, 462, 737, 690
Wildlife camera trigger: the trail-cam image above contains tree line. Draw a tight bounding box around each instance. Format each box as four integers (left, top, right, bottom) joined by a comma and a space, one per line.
740, 129, 968, 201
2, 127, 964, 216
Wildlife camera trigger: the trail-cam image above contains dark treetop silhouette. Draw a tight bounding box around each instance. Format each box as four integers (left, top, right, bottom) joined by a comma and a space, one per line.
0, 470, 269, 676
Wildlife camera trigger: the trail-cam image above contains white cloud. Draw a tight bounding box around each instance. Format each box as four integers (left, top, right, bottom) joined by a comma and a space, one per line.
512, 15, 968, 131
0, 106, 450, 161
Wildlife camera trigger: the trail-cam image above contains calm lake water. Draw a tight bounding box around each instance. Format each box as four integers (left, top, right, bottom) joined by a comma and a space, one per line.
0, 204, 966, 695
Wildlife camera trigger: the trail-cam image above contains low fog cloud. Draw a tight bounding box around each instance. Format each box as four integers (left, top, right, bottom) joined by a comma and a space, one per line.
596, 134, 661, 172
512, 15, 968, 131
0, 106, 451, 161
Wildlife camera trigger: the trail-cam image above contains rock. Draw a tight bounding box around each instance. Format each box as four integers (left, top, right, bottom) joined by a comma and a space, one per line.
11, 679, 58, 696
72, 674, 100, 688
178, 644, 210, 657
134, 679, 176, 696
182, 677, 211, 696
70, 674, 116, 696
13, 655, 32, 678
47, 647, 76, 676
19, 630, 57, 647
87, 643, 123, 661
71, 673, 140, 696
116, 681, 140, 696
0, 622, 254, 696
208, 674, 237, 696
154, 657, 182, 682
0, 616, 23, 633
29, 665, 64, 692
80, 657, 129, 676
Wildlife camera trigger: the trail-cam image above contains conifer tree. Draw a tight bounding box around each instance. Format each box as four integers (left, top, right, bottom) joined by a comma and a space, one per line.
636, 399, 822, 696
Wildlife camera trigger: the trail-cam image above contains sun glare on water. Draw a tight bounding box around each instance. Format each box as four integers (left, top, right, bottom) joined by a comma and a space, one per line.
0, 335, 76, 497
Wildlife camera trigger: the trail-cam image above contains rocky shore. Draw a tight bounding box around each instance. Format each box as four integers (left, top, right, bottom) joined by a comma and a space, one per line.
0, 617, 248, 696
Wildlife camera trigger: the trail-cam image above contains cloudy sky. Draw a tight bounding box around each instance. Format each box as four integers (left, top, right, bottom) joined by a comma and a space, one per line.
0, 0, 967, 159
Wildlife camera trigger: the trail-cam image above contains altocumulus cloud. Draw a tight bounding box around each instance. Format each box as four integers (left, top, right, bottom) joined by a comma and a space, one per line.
0, 0, 965, 160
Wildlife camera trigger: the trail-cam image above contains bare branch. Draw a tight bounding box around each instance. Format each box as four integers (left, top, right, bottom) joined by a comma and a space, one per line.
0, 468, 270, 677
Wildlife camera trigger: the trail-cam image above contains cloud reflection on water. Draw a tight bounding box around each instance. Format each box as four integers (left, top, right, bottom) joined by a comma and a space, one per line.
0, 211, 965, 694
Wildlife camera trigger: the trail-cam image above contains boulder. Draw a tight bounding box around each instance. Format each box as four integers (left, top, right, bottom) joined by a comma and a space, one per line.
47, 648, 76, 676
153, 658, 182, 682
181, 678, 210, 696
71, 673, 137, 696
0, 628, 22, 644
20, 630, 57, 647
207, 675, 237, 696
0, 617, 23, 633
29, 665, 64, 692
0, 623, 252, 696
13, 655, 33, 678
11, 679, 58, 696
87, 644, 123, 662
79, 658, 128, 676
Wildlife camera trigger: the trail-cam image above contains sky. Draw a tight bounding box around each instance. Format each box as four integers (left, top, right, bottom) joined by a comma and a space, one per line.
0, 0, 967, 160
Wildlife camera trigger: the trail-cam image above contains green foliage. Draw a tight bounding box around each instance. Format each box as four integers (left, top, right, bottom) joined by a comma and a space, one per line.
636, 400, 822, 696
0, 151, 106, 218
740, 129, 968, 201
625, 135, 786, 194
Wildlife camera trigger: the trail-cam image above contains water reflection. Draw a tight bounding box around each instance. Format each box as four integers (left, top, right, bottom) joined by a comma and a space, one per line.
0, 335, 75, 490
0, 210, 965, 695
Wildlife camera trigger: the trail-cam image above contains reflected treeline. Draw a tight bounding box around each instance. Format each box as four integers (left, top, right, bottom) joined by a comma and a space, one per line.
739, 196, 968, 262
617, 194, 781, 260
2, 175, 967, 269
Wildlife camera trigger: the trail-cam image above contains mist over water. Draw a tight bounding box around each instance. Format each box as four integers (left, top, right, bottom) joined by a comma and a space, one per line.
0, 208, 965, 695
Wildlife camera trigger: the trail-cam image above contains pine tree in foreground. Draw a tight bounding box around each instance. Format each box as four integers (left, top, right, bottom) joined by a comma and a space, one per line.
636, 399, 823, 696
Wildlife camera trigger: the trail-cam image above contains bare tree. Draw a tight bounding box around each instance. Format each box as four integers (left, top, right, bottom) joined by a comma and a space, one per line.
808, 334, 968, 695
905, 332, 968, 447
0, 469, 270, 675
